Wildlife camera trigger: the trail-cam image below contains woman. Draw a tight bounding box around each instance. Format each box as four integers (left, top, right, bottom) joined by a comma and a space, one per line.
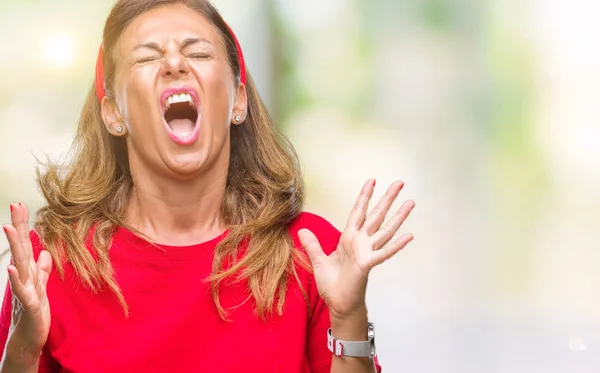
0, 1, 414, 372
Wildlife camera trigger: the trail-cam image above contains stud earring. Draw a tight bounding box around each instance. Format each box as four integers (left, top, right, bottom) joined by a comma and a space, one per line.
115, 126, 123, 133
235, 115, 241, 123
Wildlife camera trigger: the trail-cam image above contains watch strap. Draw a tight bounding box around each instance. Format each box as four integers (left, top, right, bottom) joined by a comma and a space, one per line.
327, 322, 376, 358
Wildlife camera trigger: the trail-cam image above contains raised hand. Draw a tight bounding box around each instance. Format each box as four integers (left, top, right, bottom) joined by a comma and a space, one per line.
299, 180, 414, 319
2, 202, 52, 357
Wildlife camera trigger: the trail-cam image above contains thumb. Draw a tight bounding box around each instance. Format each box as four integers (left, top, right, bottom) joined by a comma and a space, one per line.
36, 250, 53, 289
298, 229, 325, 265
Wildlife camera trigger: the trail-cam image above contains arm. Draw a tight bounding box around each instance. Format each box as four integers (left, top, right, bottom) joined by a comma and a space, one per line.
0, 286, 60, 373
0, 282, 43, 373
299, 179, 415, 373
304, 284, 380, 373
1, 338, 42, 373
329, 312, 377, 373
0, 203, 55, 373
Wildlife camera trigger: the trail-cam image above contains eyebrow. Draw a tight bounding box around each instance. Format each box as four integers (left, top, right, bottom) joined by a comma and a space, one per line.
133, 37, 212, 52
181, 37, 211, 48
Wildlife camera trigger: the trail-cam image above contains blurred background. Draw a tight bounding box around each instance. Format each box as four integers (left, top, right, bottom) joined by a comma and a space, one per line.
1, 0, 599, 371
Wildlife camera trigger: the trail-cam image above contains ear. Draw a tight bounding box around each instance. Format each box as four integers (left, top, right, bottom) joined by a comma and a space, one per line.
101, 96, 127, 136
231, 83, 248, 125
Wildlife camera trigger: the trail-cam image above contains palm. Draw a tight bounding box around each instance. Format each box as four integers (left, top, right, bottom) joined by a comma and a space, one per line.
299, 180, 415, 317
13, 258, 51, 337
3, 202, 52, 351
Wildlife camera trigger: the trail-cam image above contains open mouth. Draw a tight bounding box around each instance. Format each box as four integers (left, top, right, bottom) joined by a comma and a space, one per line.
161, 89, 201, 144
164, 94, 198, 134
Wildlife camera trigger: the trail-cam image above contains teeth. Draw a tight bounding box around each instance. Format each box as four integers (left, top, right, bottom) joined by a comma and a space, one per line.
165, 93, 194, 109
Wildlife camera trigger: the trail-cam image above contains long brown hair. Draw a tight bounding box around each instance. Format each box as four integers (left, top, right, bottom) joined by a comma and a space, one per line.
35, 0, 308, 319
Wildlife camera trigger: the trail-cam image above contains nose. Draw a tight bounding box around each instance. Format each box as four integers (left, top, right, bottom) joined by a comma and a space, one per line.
161, 52, 190, 79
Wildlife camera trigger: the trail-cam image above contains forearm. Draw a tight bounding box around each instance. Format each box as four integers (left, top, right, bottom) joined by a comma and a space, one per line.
0, 336, 42, 373
329, 311, 377, 373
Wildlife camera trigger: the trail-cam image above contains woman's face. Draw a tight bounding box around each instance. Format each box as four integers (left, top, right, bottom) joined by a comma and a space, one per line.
102, 4, 246, 180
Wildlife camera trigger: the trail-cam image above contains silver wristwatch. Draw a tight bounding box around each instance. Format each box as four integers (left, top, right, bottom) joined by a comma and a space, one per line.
327, 322, 376, 358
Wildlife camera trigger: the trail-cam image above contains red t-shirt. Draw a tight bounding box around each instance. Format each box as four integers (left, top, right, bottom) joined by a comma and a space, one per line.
0, 212, 381, 372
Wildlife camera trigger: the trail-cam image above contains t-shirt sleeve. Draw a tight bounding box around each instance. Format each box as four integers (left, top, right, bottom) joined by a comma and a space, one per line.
0, 281, 12, 355
0, 231, 60, 372
291, 213, 382, 373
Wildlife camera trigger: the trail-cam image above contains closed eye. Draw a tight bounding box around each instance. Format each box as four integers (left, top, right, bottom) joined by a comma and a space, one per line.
136, 56, 160, 64
187, 53, 211, 59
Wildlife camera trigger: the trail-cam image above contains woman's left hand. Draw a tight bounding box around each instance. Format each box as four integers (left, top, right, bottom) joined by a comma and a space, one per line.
299, 179, 415, 321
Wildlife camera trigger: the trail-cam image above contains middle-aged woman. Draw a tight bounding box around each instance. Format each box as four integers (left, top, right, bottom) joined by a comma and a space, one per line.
0, 1, 415, 372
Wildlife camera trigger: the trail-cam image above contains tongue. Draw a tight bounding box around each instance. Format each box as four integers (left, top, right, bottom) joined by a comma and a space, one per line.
167, 118, 195, 137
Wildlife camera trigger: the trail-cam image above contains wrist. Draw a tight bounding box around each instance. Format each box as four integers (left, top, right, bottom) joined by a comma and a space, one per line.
330, 308, 369, 341
5, 335, 42, 366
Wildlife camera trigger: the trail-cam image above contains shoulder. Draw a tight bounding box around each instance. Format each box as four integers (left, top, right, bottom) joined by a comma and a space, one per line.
288, 212, 341, 256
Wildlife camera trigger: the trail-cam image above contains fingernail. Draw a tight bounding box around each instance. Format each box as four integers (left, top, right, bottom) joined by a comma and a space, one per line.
2, 226, 7, 234
373, 179, 377, 187
9, 204, 13, 213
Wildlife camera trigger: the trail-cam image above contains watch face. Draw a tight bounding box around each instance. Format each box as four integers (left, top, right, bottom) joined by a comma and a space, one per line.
368, 323, 376, 357
368, 322, 375, 339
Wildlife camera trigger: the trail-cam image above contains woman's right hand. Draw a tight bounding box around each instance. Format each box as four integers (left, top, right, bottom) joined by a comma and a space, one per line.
2, 202, 52, 361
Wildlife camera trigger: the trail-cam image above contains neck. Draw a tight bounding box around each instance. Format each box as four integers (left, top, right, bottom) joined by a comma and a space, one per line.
125, 168, 228, 247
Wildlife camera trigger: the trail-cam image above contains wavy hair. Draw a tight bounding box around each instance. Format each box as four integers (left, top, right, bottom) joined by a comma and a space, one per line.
35, 0, 309, 319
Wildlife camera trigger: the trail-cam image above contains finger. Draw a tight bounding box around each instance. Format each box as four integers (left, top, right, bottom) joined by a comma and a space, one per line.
3, 223, 29, 285
370, 200, 415, 249
362, 181, 404, 236
36, 250, 53, 295
344, 179, 376, 231
7, 265, 35, 311
298, 229, 326, 266
17, 204, 40, 286
370, 233, 414, 267
12, 203, 34, 268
